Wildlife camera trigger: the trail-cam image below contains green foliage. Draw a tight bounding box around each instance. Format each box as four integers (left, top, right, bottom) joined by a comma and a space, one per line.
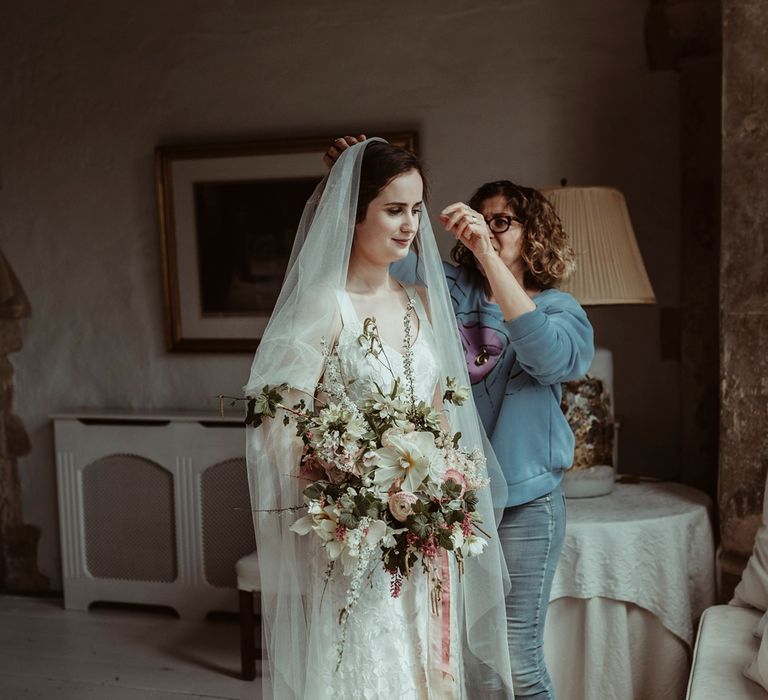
445, 509, 465, 526
410, 514, 430, 539
437, 529, 454, 550
244, 384, 289, 427
442, 479, 463, 500
464, 490, 479, 511
337, 511, 358, 529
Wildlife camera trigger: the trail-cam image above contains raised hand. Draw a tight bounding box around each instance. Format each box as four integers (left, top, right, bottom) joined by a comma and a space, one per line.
323, 134, 367, 169
439, 202, 499, 264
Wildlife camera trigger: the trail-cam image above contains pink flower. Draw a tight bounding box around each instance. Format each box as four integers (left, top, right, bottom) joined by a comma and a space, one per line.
444, 469, 467, 497
421, 535, 438, 559
389, 491, 418, 522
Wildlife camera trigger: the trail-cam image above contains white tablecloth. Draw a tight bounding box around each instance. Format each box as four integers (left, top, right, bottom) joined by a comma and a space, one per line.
543, 482, 716, 700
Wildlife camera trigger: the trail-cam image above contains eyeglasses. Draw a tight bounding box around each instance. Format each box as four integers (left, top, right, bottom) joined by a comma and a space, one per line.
486, 215, 523, 234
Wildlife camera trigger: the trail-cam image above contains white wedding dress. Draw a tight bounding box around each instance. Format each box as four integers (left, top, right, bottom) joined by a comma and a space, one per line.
303, 288, 464, 700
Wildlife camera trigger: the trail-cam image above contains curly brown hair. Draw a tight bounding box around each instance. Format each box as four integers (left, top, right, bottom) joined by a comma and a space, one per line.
451, 180, 575, 290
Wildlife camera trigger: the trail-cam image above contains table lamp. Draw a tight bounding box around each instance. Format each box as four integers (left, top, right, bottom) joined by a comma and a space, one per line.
540, 186, 656, 497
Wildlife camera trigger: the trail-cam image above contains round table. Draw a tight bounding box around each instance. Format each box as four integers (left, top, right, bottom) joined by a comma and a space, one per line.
543, 481, 716, 700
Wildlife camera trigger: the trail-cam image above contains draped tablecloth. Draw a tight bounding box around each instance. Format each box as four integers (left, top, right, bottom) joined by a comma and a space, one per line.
543, 482, 717, 700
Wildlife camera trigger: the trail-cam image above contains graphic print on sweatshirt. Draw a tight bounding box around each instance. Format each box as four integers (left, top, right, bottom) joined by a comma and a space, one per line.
454, 308, 510, 402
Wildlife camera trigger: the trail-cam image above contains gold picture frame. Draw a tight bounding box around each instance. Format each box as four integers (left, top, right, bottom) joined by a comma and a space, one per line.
155, 132, 418, 352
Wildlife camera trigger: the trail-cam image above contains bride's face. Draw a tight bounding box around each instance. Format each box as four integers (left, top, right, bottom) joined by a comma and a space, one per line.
353, 169, 423, 265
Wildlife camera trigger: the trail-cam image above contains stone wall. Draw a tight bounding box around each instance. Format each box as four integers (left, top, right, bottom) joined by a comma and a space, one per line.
719, 0, 768, 599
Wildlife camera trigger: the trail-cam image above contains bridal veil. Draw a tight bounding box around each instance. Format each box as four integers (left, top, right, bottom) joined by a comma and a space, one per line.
244, 138, 514, 699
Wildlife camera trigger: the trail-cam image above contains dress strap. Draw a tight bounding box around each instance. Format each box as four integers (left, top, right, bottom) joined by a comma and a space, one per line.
335, 289, 361, 330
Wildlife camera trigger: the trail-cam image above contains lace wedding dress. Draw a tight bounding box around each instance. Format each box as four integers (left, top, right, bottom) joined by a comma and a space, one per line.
303, 289, 464, 700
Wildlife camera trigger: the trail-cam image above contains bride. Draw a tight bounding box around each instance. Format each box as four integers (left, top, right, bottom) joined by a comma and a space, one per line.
244, 139, 514, 699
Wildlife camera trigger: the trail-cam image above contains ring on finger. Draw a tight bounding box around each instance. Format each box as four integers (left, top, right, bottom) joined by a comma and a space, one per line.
470, 215, 478, 224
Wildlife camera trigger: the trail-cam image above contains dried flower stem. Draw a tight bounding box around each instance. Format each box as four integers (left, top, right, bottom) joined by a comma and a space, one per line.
472, 522, 492, 539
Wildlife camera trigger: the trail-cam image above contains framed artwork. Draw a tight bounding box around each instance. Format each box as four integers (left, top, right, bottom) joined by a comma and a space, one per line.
155, 132, 418, 352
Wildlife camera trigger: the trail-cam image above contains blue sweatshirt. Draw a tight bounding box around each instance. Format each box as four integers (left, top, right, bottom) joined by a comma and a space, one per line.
444, 262, 595, 506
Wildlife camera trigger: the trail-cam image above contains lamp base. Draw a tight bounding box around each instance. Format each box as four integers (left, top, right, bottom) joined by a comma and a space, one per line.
563, 465, 615, 498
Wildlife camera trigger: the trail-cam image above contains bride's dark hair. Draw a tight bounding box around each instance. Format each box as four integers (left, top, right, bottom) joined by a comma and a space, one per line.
355, 141, 428, 223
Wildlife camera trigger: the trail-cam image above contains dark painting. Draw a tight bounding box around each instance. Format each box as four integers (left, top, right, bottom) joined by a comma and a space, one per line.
193, 177, 321, 315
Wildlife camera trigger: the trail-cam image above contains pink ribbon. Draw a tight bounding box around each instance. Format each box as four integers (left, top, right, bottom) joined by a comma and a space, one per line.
429, 549, 453, 679
440, 550, 452, 675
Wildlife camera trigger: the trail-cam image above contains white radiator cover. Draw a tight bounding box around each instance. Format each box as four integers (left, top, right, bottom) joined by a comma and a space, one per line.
52, 410, 254, 619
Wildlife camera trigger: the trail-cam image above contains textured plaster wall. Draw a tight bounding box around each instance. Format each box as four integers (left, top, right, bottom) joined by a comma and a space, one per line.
0, 0, 680, 590
720, 0, 768, 560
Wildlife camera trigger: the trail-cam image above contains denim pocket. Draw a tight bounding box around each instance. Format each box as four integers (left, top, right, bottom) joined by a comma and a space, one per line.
528, 492, 552, 505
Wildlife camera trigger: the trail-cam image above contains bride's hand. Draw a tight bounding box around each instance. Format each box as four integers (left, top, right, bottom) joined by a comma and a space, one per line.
323, 134, 367, 169
440, 202, 499, 264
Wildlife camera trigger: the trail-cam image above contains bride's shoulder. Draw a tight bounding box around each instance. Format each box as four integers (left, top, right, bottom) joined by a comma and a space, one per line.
296, 284, 340, 311
294, 285, 343, 334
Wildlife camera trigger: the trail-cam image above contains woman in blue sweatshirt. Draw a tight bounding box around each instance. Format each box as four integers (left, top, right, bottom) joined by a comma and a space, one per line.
440, 181, 594, 699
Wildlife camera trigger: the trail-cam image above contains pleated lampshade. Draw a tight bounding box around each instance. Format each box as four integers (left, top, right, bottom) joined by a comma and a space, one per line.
540, 187, 655, 305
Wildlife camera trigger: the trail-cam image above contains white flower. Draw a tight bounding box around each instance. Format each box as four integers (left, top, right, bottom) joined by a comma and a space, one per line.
444, 377, 470, 406
371, 430, 439, 492
289, 513, 315, 535
290, 505, 346, 560
450, 525, 465, 550
365, 519, 387, 544
317, 518, 345, 560
382, 525, 407, 548
380, 425, 415, 447
365, 481, 390, 503
311, 403, 365, 450
463, 534, 488, 557
416, 401, 442, 431
427, 449, 447, 484
342, 416, 368, 444
371, 395, 407, 421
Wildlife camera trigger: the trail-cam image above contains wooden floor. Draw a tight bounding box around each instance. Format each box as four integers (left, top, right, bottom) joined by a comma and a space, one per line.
0, 595, 259, 700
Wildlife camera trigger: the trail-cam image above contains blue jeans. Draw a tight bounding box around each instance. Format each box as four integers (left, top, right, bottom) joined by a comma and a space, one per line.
499, 486, 566, 699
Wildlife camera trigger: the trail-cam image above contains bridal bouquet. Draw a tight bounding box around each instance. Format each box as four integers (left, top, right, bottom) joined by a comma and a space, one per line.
241, 308, 490, 661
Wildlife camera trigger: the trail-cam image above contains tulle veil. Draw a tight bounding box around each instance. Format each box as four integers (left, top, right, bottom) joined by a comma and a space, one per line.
244, 138, 514, 698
